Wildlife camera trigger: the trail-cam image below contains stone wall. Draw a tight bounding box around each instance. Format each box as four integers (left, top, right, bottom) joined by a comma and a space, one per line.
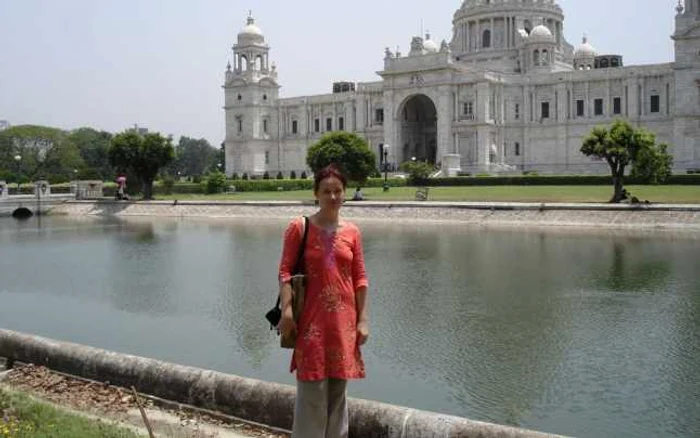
0, 329, 561, 438
48, 200, 700, 232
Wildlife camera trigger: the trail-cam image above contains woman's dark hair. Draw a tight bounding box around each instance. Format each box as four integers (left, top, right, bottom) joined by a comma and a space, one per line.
313, 164, 347, 193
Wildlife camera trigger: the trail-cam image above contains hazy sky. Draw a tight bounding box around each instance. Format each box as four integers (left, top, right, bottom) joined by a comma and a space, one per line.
0, 0, 679, 147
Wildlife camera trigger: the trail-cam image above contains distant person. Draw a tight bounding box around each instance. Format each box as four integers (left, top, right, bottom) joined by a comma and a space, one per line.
278, 164, 369, 438
352, 187, 364, 201
116, 175, 129, 201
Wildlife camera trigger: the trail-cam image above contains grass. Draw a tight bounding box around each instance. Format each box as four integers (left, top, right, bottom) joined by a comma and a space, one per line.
153, 185, 700, 204
0, 388, 140, 438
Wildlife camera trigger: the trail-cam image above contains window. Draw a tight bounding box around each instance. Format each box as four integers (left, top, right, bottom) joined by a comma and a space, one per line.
263, 119, 268, 133
237, 118, 243, 133
534, 50, 540, 66
541, 50, 548, 65
265, 151, 270, 165
650, 94, 660, 113
515, 103, 520, 120
541, 102, 550, 119
515, 142, 521, 156
594, 98, 604, 116
338, 117, 344, 131
482, 29, 491, 48
237, 94, 242, 101
314, 118, 320, 132
463, 101, 474, 118
375, 109, 384, 124
613, 97, 622, 115
292, 120, 298, 134
576, 99, 585, 117
326, 117, 332, 131
263, 94, 267, 101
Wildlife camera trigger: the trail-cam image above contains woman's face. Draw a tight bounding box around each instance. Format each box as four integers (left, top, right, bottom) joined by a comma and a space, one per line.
315, 176, 345, 212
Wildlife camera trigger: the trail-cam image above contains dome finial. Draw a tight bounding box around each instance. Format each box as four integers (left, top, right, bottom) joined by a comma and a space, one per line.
676, 0, 684, 14
247, 10, 254, 25
582, 34, 588, 44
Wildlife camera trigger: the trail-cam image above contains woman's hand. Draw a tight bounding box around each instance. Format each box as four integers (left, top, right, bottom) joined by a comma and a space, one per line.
279, 307, 296, 339
357, 320, 369, 346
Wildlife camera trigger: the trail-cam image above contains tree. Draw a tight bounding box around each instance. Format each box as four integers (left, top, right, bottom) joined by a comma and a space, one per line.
0, 125, 84, 183
67, 128, 114, 180
109, 131, 174, 200
581, 120, 670, 203
169, 137, 218, 178
306, 132, 376, 187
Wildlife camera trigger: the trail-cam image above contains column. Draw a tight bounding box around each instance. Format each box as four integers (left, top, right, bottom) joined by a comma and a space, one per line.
606, 79, 611, 116
476, 21, 480, 51
490, 18, 494, 49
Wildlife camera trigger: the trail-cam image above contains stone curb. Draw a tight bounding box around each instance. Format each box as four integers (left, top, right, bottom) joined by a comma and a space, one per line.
66, 199, 700, 212
0, 329, 563, 438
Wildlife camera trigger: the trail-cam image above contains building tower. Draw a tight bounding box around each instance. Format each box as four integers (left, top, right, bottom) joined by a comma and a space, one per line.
672, 0, 700, 170
224, 13, 279, 177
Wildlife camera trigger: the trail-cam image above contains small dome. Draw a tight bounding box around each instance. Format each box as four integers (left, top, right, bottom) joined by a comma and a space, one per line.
238, 15, 265, 44
423, 33, 439, 53
574, 36, 596, 58
529, 25, 554, 42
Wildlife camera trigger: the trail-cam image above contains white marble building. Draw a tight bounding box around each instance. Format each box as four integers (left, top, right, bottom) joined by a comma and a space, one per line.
224, 0, 700, 177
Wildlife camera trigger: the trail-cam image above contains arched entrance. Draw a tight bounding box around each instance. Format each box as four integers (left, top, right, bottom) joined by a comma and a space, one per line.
398, 94, 438, 165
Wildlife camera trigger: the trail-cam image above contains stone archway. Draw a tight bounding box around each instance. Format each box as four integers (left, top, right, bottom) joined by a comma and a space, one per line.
397, 94, 438, 165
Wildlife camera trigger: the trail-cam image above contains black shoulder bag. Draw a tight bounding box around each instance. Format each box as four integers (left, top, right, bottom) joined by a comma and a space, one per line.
265, 216, 309, 333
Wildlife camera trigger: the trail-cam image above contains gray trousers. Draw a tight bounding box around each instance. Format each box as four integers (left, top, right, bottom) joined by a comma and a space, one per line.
292, 378, 348, 438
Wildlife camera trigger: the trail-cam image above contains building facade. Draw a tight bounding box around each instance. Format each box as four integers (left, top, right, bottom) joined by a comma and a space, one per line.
224, 0, 700, 177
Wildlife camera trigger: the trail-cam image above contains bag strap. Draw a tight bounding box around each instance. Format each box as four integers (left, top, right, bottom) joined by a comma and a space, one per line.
293, 216, 309, 275
276, 216, 309, 309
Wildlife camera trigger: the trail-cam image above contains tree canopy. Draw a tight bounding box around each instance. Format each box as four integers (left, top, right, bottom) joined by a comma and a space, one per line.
168, 137, 219, 178
108, 131, 174, 199
0, 125, 83, 183
581, 120, 673, 202
67, 127, 114, 180
306, 132, 376, 186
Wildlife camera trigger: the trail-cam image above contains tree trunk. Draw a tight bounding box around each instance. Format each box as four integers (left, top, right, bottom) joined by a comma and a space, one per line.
610, 170, 626, 203
143, 178, 154, 200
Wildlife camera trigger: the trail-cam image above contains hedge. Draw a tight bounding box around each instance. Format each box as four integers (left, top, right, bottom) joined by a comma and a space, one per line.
423, 174, 700, 187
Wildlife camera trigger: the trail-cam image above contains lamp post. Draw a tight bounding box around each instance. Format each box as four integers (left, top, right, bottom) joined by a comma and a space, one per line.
383, 144, 390, 192
14, 155, 22, 192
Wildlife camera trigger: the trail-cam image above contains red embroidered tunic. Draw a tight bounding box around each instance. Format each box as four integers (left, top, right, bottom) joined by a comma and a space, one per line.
279, 217, 369, 381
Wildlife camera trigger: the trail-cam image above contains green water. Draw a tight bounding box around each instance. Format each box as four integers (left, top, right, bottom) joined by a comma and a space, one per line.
0, 215, 698, 437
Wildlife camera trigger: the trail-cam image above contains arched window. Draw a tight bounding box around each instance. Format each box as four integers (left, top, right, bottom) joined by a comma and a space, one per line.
240, 56, 248, 71
255, 56, 263, 71
542, 49, 548, 65
524, 20, 532, 35
482, 29, 491, 48
533, 50, 540, 66
600, 58, 609, 68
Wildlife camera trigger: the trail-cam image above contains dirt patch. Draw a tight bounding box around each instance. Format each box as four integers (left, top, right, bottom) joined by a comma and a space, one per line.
2, 364, 288, 438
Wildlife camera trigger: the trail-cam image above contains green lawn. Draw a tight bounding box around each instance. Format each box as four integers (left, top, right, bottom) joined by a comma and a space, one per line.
0, 388, 140, 438
154, 185, 700, 204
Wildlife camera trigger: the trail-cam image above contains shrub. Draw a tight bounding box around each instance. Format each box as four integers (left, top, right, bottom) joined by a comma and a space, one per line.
205, 171, 228, 194
290, 170, 297, 179
276, 171, 284, 180
242, 173, 248, 180
231, 172, 239, 180
263, 171, 270, 179
161, 174, 176, 195
300, 171, 307, 179
192, 175, 202, 184
399, 161, 433, 185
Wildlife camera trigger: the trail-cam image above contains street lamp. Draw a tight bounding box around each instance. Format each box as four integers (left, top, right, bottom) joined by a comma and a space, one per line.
14, 155, 22, 191
383, 144, 390, 192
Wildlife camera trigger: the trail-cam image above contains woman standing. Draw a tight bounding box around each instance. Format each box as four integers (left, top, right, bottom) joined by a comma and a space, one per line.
278, 165, 369, 438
